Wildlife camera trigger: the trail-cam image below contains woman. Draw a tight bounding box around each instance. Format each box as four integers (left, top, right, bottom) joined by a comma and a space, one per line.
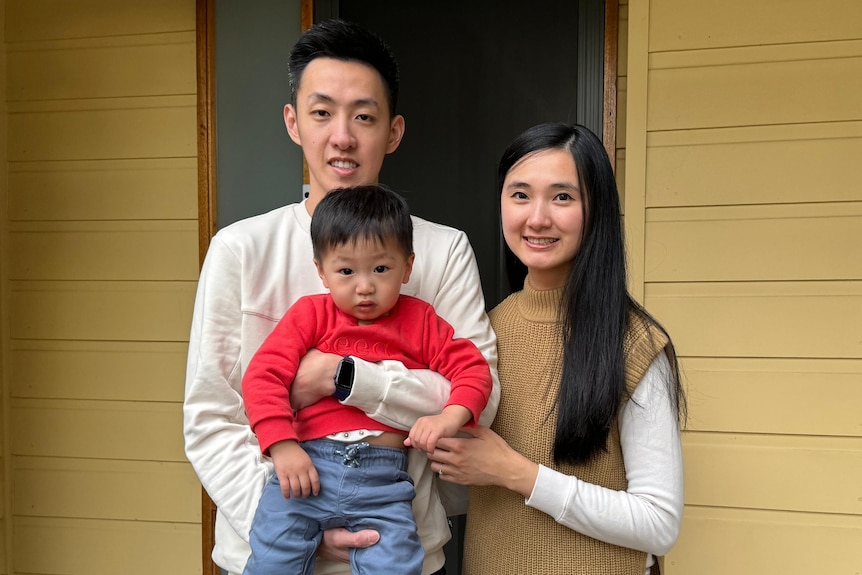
428, 123, 686, 575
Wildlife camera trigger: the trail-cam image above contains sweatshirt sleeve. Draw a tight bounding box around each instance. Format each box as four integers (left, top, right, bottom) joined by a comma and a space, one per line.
182, 237, 270, 542
525, 352, 684, 556
420, 303, 493, 425
241, 296, 318, 454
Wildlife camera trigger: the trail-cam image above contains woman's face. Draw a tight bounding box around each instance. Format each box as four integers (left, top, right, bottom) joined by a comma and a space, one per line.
501, 148, 585, 291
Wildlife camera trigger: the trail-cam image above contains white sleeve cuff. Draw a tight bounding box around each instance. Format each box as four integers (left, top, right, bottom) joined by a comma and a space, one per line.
525, 464, 574, 518
340, 356, 387, 411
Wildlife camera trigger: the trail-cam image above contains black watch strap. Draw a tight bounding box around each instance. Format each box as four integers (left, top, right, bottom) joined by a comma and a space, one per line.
332, 356, 355, 401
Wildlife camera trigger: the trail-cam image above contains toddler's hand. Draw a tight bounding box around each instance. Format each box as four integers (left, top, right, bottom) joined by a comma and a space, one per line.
406, 405, 471, 452
270, 440, 320, 498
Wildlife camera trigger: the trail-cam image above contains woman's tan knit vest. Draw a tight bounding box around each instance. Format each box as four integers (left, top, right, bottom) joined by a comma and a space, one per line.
464, 284, 670, 575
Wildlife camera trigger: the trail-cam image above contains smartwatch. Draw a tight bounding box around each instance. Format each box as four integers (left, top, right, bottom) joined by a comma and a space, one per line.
332, 356, 355, 401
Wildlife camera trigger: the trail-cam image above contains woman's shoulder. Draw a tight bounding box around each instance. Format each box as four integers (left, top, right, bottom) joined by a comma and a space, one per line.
625, 310, 669, 349
624, 308, 674, 392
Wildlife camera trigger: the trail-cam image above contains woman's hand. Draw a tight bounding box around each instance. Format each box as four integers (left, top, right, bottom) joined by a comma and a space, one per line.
428, 426, 539, 498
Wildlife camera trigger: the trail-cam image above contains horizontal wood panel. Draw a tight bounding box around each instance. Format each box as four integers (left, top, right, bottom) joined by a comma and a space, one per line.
8, 101, 196, 161
10, 221, 199, 281
650, 0, 862, 52
645, 281, 862, 358
9, 158, 197, 221
7, 33, 195, 101
682, 357, 862, 437
648, 53, 862, 131
682, 432, 862, 514
14, 517, 198, 574
645, 203, 862, 282
8, 94, 194, 113
14, 457, 200, 522
666, 506, 862, 575
11, 399, 185, 461
5, 0, 195, 42
10, 280, 196, 341
651, 39, 862, 70
10, 340, 187, 402
646, 122, 862, 206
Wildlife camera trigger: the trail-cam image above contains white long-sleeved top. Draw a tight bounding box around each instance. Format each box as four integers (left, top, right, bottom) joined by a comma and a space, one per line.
525, 352, 684, 574
183, 200, 499, 575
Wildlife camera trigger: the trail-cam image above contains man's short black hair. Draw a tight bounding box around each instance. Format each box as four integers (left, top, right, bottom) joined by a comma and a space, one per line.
311, 185, 413, 261
288, 19, 400, 116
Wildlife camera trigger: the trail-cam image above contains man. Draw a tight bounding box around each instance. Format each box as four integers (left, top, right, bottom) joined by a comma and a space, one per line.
183, 19, 499, 575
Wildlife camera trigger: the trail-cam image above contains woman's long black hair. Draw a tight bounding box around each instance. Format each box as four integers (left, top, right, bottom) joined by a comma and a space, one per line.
499, 123, 685, 465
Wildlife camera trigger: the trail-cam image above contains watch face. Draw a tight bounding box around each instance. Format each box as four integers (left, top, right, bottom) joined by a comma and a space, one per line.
333, 358, 354, 401
336, 358, 354, 389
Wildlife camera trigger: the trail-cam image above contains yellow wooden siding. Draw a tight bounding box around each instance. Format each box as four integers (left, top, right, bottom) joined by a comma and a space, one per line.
649, 0, 862, 52
14, 518, 199, 574
683, 433, 862, 514
622, 0, 650, 299
670, 507, 862, 574
11, 281, 195, 341
616, 3, 628, 149
6, 33, 196, 101
647, 281, 862, 359
10, 221, 199, 280
645, 203, 862, 281
646, 123, 862, 207
5, 0, 196, 43
3, 0, 199, 573
648, 42, 862, 132
12, 399, 185, 461
8, 97, 196, 161
10, 340, 187, 402
9, 159, 197, 221
627, 1, 862, 572
616, 0, 628, 210
682, 357, 862, 436
14, 457, 199, 522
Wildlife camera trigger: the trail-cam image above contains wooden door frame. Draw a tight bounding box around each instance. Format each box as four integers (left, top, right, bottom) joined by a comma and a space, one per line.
194, 0, 617, 571
195, 1, 218, 573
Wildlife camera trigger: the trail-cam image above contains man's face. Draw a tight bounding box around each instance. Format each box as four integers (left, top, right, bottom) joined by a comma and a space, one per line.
284, 58, 405, 212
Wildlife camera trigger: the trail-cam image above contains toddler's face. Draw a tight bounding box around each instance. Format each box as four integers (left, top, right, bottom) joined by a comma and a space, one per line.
315, 236, 413, 324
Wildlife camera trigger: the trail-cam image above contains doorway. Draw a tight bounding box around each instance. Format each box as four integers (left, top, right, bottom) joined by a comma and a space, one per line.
196, 1, 617, 573
320, 0, 608, 308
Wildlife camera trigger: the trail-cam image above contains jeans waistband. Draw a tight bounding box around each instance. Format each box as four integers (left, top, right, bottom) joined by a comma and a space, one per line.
302, 438, 407, 469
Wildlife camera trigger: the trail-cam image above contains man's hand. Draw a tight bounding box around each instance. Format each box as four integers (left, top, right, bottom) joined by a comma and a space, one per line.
292, 349, 341, 410
318, 527, 380, 563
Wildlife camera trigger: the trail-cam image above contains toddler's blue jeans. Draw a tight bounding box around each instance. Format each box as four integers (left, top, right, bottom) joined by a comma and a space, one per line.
243, 439, 422, 575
